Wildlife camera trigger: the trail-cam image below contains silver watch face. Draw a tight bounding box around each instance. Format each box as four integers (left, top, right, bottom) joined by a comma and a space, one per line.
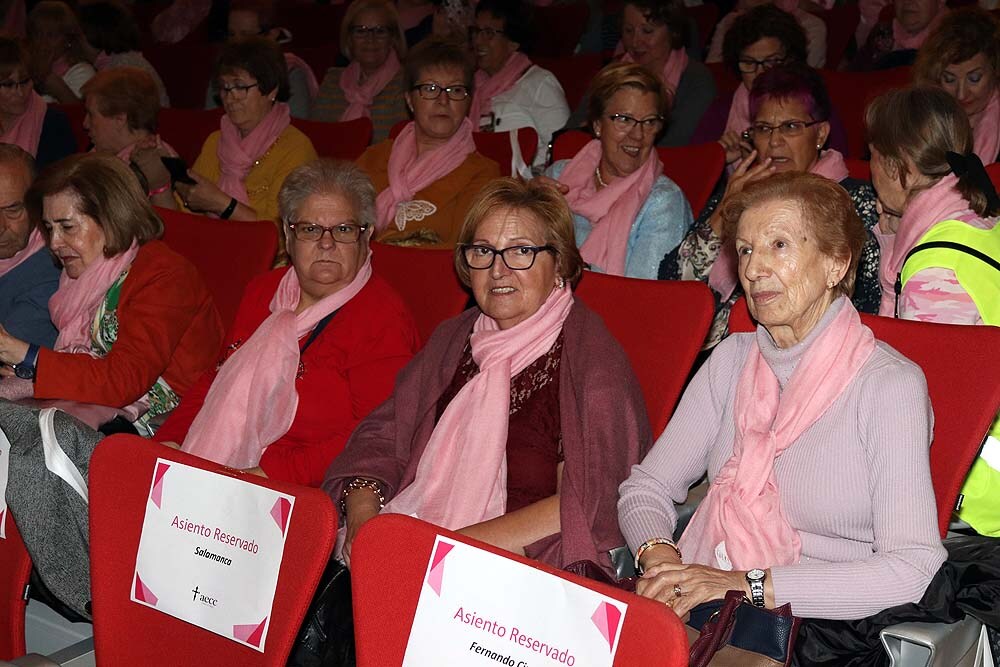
747, 568, 766, 581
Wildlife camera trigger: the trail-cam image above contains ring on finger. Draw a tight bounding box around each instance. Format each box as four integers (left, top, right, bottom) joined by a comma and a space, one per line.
673, 584, 683, 598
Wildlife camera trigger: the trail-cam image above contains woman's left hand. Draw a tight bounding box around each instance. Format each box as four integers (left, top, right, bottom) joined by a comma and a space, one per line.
174, 171, 230, 215
0, 324, 30, 368
637, 562, 747, 619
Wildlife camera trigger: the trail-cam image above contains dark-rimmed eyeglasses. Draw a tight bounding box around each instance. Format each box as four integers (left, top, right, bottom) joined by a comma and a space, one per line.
0, 77, 31, 92
737, 55, 786, 73
469, 26, 503, 40
748, 119, 824, 138
411, 83, 470, 101
218, 82, 259, 99
461, 244, 556, 270
349, 24, 391, 39
287, 222, 369, 243
607, 113, 664, 133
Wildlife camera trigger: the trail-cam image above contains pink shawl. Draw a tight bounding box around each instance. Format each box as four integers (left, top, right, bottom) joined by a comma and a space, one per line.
381, 284, 573, 528
877, 173, 974, 315
216, 102, 290, 206
724, 84, 752, 136
0, 229, 44, 280
469, 51, 532, 126
284, 52, 319, 101
557, 139, 661, 276
891, 5, 945, 51
182, 256, 373, 468
620, 48, 688, 103
375, 119, 477, 232
114, 134, 179, 163
971, 90, 1000, 164
339, 50, 400, 122
679, 298, 876, 570
0, 90, 46, 156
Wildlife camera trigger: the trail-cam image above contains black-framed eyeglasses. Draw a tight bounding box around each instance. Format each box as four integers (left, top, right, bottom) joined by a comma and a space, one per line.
349, 24, 391, 39
737, 55, 786, 73
607, 113, 664, 133
469, 26, 503, 40
461, 244, 556, 270
287, 222, 369, 243
748, 119, 824, 138
411, 83, 470, 101
218, 82, 260, 99
0, 77, 30, 92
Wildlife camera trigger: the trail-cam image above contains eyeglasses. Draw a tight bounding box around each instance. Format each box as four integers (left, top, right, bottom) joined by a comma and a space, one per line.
0, 77, 30, 92
218, 82, 259, 100
411, 83, 470, 101
349, 24, 391, 40
469, 26, 503, 40
737, 55, 786, 73
287, 222, 369, 243
461, 244, 556, 270
0, 201, 24, 220
748, 119, 824, 138
607, 113, 664, 133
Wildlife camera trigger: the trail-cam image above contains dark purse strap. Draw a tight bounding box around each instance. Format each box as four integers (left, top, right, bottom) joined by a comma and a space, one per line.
299, 310, 338, 357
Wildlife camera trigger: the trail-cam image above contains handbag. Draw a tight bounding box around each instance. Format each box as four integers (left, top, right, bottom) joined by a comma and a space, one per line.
687, 589, 801, 667
287, 558, 356, 667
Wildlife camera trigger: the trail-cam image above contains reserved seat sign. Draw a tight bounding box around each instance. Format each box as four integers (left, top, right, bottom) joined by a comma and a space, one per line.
131, 458, 295, 652
402, 536, 628, 667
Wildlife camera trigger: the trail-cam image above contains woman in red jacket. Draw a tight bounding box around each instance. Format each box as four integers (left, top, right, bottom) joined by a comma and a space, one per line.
157, 159, 420, 486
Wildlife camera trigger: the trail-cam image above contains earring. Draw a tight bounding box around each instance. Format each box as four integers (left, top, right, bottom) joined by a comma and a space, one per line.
556, 276, 565, 289
816, 144, 822, 150
827, 280, 836, 289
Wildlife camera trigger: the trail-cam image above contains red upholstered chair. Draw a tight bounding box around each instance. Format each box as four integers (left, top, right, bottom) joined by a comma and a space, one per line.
532, 2, 590, 57
88, 435, 335, 665
728, 298, 1000, 537
706, 62, 741, 96
156, 107, 224, 164
387, 122, 537, 177
145, 43, 220, 110
0, 516, 32, 660
987, 163, 1000, 191
549, 128, 591, 162
845, 158, 872, 181
52, 103, 87, 152
273, 4, 348, 48
814, 3, 861, 68
352, 514, 689, 667
157, 206, 278, 334
290, 117, 372, 161
534, 52, 605, 110
820, 67, 913, 159
689, 3, 720, 52
576, 274, 714, 434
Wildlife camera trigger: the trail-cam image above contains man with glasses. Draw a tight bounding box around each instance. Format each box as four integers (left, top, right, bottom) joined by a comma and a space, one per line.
0, 144, 58, 348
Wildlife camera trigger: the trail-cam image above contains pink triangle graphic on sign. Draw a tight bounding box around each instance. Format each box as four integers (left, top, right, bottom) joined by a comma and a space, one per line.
426, 541, 454, 596
133, 573, 158, 606
590, 601, 622, 652
150, 461, 170, 509
270, 497, 291, 537
233, 618, 268, 648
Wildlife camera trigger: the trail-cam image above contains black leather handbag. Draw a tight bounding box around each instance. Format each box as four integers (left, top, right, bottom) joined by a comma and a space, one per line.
287, 558, 356, 667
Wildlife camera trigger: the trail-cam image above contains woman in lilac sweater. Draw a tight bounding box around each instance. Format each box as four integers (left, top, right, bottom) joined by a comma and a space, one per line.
618, 172, 946, 620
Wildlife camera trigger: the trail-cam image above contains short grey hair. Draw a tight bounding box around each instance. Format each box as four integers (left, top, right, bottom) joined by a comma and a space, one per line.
278, 159, 377, 235
0, 143, 36, 180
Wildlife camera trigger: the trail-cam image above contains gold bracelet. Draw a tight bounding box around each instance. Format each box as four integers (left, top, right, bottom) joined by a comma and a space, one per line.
634, 537, 682, 575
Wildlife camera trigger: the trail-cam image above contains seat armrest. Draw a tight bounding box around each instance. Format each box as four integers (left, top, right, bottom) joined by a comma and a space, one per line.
880, 617, 983, 667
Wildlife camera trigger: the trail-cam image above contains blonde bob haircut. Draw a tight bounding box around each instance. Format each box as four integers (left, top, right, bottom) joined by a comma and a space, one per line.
340, 0, 407, 61
913, 8, 1000, 89
29, 153, 164, 257
455, 178, 584, 289
720, 171, 865, 299
587, 61, 669, 126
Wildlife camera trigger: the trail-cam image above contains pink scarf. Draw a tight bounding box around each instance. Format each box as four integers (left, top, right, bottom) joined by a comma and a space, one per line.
724, 84, 752, 137
49, 242, 140, 354
708, 150, 850, 300
620, 48, 688, 103
680, 298, 875, 570
381, 285, 573, 528
557, 139, 661, 276
339, 50, 400, 122
0, 229, 44, 280
114, 134, 178, 163
94, 50, 113, 70
891, 6, 945, 50
182, 256, 373, 468
375, 119, 476, 232
469, 51, 532, 126
216, 102, 290, 206
0, 90, 46, 156
877, 173, 974, 315
284, 52, 319, 101
971, 90, 1000, 164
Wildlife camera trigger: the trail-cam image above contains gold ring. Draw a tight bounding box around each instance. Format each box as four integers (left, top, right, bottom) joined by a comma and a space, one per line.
673, 584, 683, 598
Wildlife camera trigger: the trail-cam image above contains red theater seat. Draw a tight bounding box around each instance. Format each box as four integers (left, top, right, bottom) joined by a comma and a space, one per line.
532, 2, 590, 58
821, 67, 913, 159
145, 43, 219, 110
290, 117, 372, 161
535, 52, 605, 110
0, 515, 32, 660
156, 107, 224, 164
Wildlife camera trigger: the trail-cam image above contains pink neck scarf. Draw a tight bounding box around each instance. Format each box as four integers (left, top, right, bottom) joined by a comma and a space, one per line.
339, 50, 400, 122
971, 90, 1000, 164
182, 256, 373, 468
94, 50, 113, 70
284, 52, 319, 100
114, 134, 178, 163
0, 90, 47, 156
877, 173, 974, 315
469, 51, 532, 126
216, 102, 290, 206
724, 84, 751, 136
808, 148, 850, 182
49, 242, 140, 354
375, 119, 477, 232
382, 285, 573, 528
0, 228, 44, 280
891, 6, 945, 51
557, 139, 661, 276
620, 48, 688, 103
680, 298, 875, 570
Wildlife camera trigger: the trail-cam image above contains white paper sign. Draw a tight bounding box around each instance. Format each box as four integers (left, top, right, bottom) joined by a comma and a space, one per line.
0, 425, 10, 540
402, 536, 628, 667
131, 459, 295, 652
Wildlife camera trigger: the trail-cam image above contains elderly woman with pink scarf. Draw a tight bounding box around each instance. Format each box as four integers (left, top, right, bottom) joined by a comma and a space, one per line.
851, 0, 949, 71
327, 178, 651, 577
619, 171, 946, 621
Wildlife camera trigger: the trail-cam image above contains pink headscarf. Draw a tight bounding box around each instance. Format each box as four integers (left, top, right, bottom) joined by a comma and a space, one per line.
182, 255, 373, 468
971, 90, 1000, 164
374, 119, 477, 232
284, 52, 319, 101
381, 284, 573, 528
620, 48, 689, 103
680, 298, 875, 570
216, 102, 291, 206
339, 50, 401, 122
724, 84, 752, 137
877, 173, 975, 316
0, 91, 47, 156
556, 139, 662, 276
891, 4, 946, 50
0, 229, 45, 280
469, 51, 532, 126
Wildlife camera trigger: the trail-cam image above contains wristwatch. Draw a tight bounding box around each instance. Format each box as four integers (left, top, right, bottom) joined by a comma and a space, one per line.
12, 344, 39, 381
746, 568, 766, 608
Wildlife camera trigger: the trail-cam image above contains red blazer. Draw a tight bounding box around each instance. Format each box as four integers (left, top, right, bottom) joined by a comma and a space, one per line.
157, 269, 420, 487
35, 240, 224, 406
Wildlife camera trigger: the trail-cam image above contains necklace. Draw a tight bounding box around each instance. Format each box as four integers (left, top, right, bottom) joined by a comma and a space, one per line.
595, 165, 608, 188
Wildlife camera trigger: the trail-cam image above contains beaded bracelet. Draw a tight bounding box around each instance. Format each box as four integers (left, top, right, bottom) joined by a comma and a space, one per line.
340, 477, 385, 517
147, 182, 171, 197
634, 537, 682, 575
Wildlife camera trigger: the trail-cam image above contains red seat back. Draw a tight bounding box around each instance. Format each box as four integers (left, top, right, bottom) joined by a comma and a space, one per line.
273, 4, 348, 48
156, 107, 224, 164
89, 435, 335, 665
352, 514, 689, 667
388, 122, 536, 177
532, 2, 590, 58
576, 274, 714, 433
157, 206, 278, 333
706, 61, 741, 96
52, 103, 88, 152
294, 45, 342, 85
814, 3, 861, 68
290, 117, 372, 161
820, 67, 913, 159
535, 52, 605, 110
987, 163, 1000, 190
728, 298, 1000, 537
845, 158, 871, 181
145, 43, 220, 109
0, 515, 32, 660
688, 3, 720, 52
371, 242, 469, 345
